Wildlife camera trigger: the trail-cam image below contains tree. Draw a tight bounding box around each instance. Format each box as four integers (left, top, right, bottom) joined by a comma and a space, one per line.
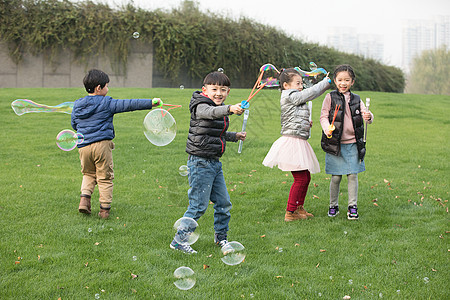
406, 46, 450, 95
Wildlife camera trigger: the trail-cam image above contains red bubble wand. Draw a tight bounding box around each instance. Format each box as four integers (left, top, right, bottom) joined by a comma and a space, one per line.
327, 104, 340, 138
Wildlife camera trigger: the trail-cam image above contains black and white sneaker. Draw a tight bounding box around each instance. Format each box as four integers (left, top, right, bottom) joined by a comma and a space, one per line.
170, 239, 197, 254
215, 234, 235, 255
347, 205, 359, 220
328, 206, 339, 217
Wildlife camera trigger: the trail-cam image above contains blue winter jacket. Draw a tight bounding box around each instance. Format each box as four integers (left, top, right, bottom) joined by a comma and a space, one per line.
71, 95, 153, 148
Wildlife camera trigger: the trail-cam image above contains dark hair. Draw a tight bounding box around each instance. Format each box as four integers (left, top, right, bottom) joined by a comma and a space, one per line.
83, 69, 110, 93
203, 71, 231, 87
279, 68, 300, 91
333, 64, 356, 81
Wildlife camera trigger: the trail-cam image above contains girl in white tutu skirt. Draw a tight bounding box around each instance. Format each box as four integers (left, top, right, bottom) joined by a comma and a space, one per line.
262, 68, 330, 221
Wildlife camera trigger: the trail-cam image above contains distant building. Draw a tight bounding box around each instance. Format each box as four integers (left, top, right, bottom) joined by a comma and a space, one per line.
326, 27, 384, 62
402, 16, 450, 73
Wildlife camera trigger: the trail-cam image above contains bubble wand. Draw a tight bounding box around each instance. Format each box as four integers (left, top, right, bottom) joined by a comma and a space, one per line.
241, 63, 280, 109
327, 104, 340, 138
152, 98, 182, 117
363, 98, 370, 143
237, 109, 249, 153
308, 101, 313, 138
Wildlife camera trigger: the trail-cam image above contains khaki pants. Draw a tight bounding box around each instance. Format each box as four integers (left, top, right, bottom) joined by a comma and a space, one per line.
79, 140, 115, 208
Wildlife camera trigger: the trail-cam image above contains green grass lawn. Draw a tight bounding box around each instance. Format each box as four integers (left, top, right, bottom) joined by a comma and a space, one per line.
0, 87, 448, 299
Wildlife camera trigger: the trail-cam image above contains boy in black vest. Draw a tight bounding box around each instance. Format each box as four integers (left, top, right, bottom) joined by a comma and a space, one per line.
170, 71, 246, 254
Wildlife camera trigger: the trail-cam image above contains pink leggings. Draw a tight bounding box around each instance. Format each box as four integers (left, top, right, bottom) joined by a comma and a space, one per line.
287, 170, 311, 212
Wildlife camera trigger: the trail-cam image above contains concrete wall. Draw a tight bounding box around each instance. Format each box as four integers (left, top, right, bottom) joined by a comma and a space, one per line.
0, 40, 153, 88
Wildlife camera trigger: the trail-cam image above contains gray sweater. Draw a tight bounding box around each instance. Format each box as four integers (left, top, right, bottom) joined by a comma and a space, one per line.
280, 78, 330, 139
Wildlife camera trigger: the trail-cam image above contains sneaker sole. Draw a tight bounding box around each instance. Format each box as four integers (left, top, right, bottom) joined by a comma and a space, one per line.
169, 244, 197, 254
328, 211, 339, 217
347, 213, 359, 220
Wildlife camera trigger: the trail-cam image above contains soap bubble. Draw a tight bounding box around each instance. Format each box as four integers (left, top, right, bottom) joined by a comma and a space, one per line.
56, 129, 83, 151
423, 277, 429, 283
132, 31, 140, 39
132, 256, 137, 261
221, 241, 245, 265
143, 109, 177, 146
173, 266, 195, 290
179, 85, 185, 90
179, 165, 189, 176
217, 68, 224, 73
88, 228, 92, 233
95, 293, 100, 299
173, 217, 199, 245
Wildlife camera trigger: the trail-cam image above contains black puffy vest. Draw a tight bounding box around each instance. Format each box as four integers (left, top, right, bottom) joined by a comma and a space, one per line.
185, 92, 229, 158
321, 90, 366, 161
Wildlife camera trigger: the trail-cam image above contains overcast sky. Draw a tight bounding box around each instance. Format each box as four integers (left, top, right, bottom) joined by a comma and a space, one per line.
71, 0, 450, 68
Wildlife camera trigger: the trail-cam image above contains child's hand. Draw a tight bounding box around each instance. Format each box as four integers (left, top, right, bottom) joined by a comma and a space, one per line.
362, 111, 371, 121
230, 104, 244, 115
152, 98, 163, 107
236, 132, 246, 141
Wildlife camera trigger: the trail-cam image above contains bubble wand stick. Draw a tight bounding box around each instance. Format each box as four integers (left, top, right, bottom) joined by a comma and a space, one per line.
308, 101, 313, 138
363, 98, 370, 143
237, 109, 249, 153
327, 104, 340, 138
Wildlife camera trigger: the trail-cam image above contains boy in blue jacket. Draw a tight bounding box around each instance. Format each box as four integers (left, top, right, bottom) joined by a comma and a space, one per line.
71, 69, 161, 219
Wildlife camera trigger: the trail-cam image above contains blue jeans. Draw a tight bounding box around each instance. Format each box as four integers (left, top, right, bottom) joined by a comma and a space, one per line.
183, 155, 232, 235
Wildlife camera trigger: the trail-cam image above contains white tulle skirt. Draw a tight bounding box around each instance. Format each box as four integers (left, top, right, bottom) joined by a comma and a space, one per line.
262, 136, 320, 173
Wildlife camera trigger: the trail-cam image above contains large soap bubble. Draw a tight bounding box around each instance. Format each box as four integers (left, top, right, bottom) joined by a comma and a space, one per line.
173, 266, 196, 290
143, 109, 176, 146
221, 241, 246, 266
173, 217, 199, 245
56, 129, 84, 151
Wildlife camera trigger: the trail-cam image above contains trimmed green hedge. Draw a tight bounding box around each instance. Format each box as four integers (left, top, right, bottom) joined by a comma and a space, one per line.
0, 0, 405, 91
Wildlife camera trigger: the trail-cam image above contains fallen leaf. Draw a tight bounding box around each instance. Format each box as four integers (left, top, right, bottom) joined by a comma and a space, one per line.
94, 242, 100, 245
316, 263, 320, 268
313, 195, 320, 199
373, 203, 379, 207
260, 235, 266, 238
38, 255, 40, 260
132, 289, 137, 293
320, 249, 326, 252
275, 276, 283, 278
295, 243, 300, 247
131, 273, 138, 279
372, 198, 378, 202
282, 181, 286, 184
384, 179, 389, 183
14, 261, 20, 264
432, 268, 437, 272
203, 264, 210, 269
343, 296, 351, 300
314, 183, 318, 187
85, 262, 88, 267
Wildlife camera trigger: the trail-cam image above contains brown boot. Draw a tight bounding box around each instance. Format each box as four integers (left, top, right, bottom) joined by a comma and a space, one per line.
78, 194, 91, 214
284, 210, 307, 222
98, 206, 110, 219
295, 205, 314, 218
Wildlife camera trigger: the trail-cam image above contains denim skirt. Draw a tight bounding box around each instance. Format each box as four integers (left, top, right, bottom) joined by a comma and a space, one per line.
325, 143, 365, 175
